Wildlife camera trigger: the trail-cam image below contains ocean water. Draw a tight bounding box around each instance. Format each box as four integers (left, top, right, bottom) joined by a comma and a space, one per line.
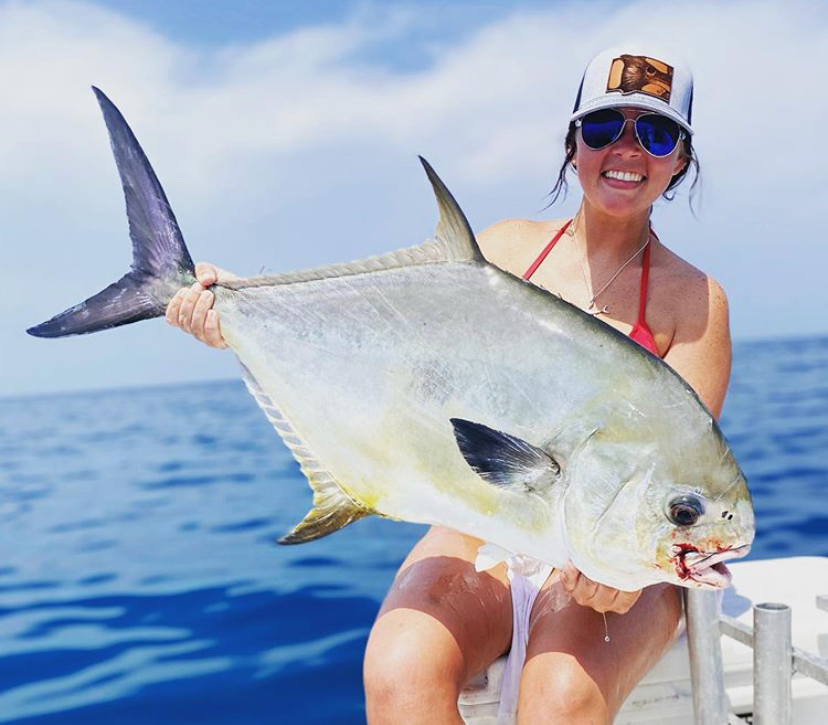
1, 336, 826, 724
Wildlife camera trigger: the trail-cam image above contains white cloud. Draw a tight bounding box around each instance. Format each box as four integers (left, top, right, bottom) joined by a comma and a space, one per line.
2, 0, 827, 396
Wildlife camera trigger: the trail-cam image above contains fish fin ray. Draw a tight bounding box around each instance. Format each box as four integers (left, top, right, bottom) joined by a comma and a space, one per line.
226, 241, 454, 290
451, 418, 560, 494
222, 158, 483, 292
239, 364, 371, 543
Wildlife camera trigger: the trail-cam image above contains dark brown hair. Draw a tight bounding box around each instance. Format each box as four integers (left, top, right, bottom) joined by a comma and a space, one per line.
547, 121, 700, 210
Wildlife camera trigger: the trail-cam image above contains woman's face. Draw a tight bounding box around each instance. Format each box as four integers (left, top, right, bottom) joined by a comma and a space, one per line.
574, 107, 688, 218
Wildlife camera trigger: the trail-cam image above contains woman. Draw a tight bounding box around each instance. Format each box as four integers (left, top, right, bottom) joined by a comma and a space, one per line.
167, 47, 732, 725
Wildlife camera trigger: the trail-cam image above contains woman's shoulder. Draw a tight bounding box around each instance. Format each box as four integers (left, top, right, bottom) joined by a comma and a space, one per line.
653, 244, 730, 365
652, 245, 732, 416
654, 245, 729, 317
476, 217, 569, 275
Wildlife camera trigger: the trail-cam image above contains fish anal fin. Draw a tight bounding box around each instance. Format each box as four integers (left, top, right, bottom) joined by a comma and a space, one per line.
278, 482, 371, 544
451, 418, 560, 495
239, 363, 374, 544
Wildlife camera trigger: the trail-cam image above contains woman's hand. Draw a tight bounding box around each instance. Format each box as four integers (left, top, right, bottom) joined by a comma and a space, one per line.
561, 561, 642, 614
166, 262, 236, 348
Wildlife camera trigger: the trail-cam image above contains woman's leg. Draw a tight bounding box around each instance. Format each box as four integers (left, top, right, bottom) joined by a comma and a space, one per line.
364, 526, 513, 725
517, 572, 683, 725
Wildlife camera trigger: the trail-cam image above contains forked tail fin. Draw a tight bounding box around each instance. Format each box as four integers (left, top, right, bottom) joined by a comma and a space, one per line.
27, 87, 196, 338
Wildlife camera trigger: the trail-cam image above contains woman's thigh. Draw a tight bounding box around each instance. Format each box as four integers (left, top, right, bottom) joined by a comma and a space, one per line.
518, 572, 683, 723
365, 526, 513, 698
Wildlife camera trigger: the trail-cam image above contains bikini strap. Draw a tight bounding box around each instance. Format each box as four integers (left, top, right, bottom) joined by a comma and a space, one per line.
522, 219, 573, 281
636, 228, 658, 324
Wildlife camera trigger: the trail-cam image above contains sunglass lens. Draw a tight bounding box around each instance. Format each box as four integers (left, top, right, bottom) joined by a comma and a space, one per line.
635, 114, 681, 157
580, 110, 624, 149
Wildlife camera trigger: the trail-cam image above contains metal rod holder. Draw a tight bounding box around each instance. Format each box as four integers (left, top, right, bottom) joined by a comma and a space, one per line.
753, 602, 792, 725
685, 589, 728, 724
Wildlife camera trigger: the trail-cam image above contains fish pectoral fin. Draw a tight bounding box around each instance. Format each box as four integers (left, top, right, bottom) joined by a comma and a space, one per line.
451, 418, 560, 495
279, 482, 372, 544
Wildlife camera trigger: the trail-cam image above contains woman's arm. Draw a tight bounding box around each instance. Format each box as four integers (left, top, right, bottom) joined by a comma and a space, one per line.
563, 275, 733, 613
561, 561, 643, 613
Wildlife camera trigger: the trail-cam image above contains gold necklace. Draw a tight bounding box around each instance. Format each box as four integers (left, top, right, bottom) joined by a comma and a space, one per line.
570, 218, 651, 317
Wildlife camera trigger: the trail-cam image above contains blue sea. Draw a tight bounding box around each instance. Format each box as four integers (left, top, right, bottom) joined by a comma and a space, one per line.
1, 337, 826, 724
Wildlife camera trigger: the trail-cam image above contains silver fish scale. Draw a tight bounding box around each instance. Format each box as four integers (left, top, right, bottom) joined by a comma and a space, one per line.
28, 89, 753, 590
208, 259, 711, 567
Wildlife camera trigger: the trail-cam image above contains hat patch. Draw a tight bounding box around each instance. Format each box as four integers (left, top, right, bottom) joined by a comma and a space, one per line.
606, 55, 673, 102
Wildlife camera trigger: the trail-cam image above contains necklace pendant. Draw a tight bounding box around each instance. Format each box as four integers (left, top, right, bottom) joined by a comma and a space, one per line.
587, 302, 610, 317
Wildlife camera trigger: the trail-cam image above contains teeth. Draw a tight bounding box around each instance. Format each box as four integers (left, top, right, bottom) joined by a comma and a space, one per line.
688, 545, 751, 572
675, 544, 751, 589
603, 170, 644, 182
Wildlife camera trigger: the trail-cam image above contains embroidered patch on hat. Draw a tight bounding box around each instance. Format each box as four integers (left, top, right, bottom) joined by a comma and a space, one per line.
606, 55, 673, 101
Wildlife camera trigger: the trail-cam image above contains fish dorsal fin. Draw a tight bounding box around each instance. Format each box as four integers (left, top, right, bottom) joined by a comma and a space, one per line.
240, 364, 371, 544
419, 156, 485, 264
223, 157, 483, 292
451, 418, 561, 495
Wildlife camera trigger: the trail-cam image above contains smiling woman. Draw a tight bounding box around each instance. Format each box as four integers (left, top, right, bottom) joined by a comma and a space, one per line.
361, 46, 737, 725
164, 45, 739, 725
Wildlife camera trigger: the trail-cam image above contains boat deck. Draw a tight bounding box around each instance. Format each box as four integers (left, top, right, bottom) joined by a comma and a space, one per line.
459, 556, 828, 724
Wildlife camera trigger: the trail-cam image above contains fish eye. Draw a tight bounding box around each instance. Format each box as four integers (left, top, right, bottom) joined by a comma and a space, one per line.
667, 494, 705, 527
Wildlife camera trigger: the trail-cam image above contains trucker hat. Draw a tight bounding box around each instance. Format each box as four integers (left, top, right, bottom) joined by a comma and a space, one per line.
571, 47, 694, 135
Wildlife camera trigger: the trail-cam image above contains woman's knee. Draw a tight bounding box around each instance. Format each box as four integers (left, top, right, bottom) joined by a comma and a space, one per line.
518, 654, 610, 725
364, 530, 512, 722
378, 541, 512, 675
364, 609, 465, 721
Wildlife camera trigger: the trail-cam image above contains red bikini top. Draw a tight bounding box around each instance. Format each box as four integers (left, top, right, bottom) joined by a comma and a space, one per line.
522, 219, 660, 357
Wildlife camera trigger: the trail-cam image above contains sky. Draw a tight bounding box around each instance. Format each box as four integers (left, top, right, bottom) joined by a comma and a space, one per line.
2, 0, 827, 398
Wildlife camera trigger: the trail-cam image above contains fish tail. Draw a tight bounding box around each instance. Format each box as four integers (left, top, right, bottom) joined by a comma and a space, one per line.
27, 88, 196, 339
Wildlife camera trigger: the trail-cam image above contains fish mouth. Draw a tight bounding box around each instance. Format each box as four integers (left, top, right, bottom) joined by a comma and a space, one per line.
674, 544, 751, 588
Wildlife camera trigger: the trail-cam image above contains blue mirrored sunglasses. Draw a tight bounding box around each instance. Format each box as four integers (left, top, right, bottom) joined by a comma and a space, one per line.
575, 109, 685, 158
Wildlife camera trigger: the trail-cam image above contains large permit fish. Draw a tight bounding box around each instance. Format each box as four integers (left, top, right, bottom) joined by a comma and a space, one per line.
29, 89, 754, 591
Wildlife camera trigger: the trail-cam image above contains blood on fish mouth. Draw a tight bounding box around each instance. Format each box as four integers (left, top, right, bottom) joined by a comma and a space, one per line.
673, 544, 751, 588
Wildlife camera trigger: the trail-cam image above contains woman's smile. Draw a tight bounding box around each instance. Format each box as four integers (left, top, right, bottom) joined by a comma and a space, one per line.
601, 169, 647, 188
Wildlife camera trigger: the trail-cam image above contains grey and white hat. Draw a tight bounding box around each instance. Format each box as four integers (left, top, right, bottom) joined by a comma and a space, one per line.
571, 47, 694, 135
